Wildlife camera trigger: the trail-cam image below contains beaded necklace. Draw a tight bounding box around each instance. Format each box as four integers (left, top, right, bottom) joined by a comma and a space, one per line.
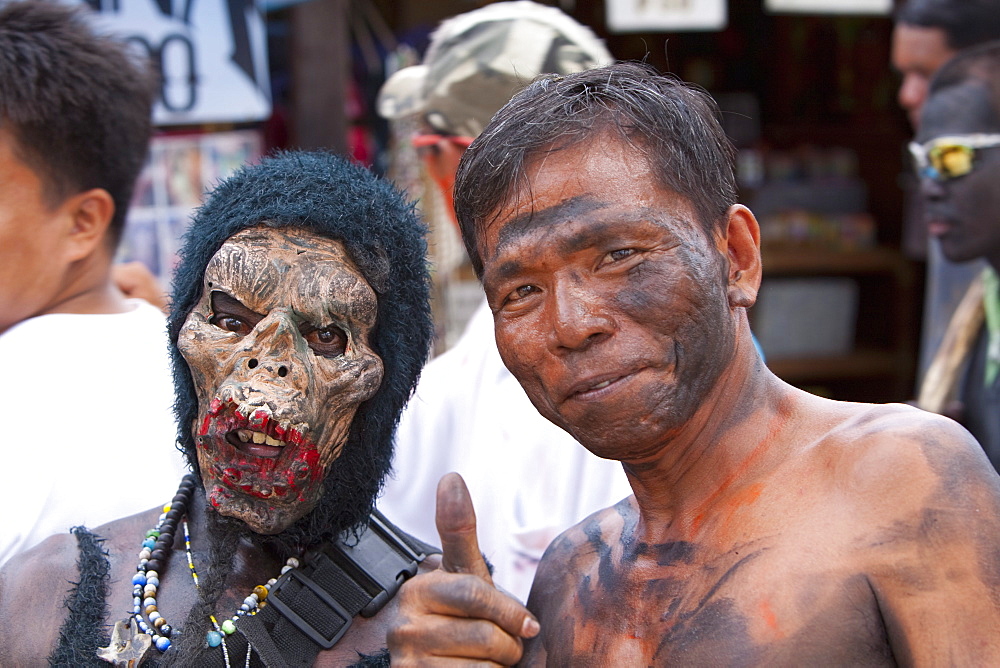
128, 474, 198, 652
127, 474, 301, 667
186, 517, 300, 666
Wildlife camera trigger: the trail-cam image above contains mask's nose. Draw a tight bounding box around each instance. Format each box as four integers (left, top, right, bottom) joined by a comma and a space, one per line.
239, 309, 303, 381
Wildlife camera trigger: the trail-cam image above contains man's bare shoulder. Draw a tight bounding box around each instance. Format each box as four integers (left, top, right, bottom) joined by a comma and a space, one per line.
528, 496, 636, 597
0, 507, 162, 663
809, 402, 1000, 662
810, 401, 998, 503
0, 529, 88, 661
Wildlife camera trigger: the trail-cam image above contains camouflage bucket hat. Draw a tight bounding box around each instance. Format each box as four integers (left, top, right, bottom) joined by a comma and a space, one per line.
377, 0, 612, 138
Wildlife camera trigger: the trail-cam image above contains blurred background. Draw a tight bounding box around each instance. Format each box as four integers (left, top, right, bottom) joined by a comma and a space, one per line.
96, 0, 921, 405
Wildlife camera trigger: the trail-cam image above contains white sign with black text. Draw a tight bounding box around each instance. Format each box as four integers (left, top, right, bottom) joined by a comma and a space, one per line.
80, 0, 271, 126
606, 0, 727, 33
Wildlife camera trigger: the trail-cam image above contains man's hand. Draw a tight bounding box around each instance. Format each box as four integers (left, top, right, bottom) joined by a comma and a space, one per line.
388, 473, 540, 666
113, 261, 168, 313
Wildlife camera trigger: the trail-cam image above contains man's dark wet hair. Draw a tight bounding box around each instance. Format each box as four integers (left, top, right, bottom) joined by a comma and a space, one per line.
928, 39, 1000, 116
895, 0, 1000, 51
0, 1, 154, 248
453, 61, 737, 278
167, 150, 433, 544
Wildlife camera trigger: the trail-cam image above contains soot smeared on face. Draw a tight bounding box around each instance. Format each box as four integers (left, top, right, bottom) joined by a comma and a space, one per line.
482, 134, 737, 460
177, 225, 383, 534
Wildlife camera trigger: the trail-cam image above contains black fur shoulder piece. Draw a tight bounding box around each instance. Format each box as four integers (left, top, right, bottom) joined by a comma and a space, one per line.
49, 527, 112, 667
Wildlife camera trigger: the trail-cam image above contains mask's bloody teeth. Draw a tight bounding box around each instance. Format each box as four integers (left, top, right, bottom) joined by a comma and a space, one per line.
236, 429, 286, 447
201, 399, 311, 447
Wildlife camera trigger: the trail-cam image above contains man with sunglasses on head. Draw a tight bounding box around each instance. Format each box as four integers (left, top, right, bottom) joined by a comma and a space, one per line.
914, 40, 1000, 472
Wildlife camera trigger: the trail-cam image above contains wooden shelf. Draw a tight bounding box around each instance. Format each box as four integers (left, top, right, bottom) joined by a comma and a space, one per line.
766, 349, 900, 383
753, 245, 919, 401
761, 246, 914, 280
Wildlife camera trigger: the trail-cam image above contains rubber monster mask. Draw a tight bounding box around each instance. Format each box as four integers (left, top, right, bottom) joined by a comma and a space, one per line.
177, 225, 384, 534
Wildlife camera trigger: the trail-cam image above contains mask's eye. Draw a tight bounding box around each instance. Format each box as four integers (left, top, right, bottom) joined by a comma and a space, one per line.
209, 315, 252, 336
208, 291, 262, 336
304, 326, 347, 357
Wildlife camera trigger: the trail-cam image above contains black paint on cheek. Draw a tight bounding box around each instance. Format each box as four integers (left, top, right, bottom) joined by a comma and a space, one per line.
615, 255, 694, 323
614, 282, 659, 316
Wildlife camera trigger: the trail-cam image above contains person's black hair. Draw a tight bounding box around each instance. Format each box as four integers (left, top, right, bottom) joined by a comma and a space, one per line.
925, 39, 1000, 131
895, 0, 1000, 51
167, 150, 433, 543
0, 0, 154, 247
453, 61, 737, 278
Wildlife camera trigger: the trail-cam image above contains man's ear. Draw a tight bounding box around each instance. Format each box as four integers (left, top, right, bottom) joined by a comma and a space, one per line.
720, 204, 762, 309
62, 188, 116, 263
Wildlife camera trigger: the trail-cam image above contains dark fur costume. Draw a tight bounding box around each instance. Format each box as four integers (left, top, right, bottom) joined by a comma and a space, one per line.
160, 151, 432, 661
50, 528, 112, 667
48, 152, 430, 666
167, 150, 433, 547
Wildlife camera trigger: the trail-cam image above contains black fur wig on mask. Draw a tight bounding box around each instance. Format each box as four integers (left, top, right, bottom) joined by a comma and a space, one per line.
166, 150, 432, 548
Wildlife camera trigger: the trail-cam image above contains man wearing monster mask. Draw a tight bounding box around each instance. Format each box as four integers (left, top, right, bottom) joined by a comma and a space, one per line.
0, 151, 436, 667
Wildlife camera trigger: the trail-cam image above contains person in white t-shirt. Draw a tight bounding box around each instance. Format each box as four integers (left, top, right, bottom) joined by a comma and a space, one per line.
0, 1, 186, 565
376, 1, 631, 600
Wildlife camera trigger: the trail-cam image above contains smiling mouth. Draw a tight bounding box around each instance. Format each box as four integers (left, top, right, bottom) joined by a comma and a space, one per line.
585, 379, 615, 392
568, 373, 630, 400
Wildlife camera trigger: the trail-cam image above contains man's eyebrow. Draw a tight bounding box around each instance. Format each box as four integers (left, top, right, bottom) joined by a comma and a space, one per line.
485, 259, 526, 289
492, 198, 681, 263
494, 195, 606, 256
210, 290, 263, 321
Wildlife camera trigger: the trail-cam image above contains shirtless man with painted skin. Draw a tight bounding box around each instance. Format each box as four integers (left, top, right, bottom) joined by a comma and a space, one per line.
0, 151, 435, 666
387, 62, 1000, 666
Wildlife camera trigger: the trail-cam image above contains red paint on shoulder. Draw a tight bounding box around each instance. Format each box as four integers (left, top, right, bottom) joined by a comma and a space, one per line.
759, 598, 785, 638
732, 482, 763, 507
